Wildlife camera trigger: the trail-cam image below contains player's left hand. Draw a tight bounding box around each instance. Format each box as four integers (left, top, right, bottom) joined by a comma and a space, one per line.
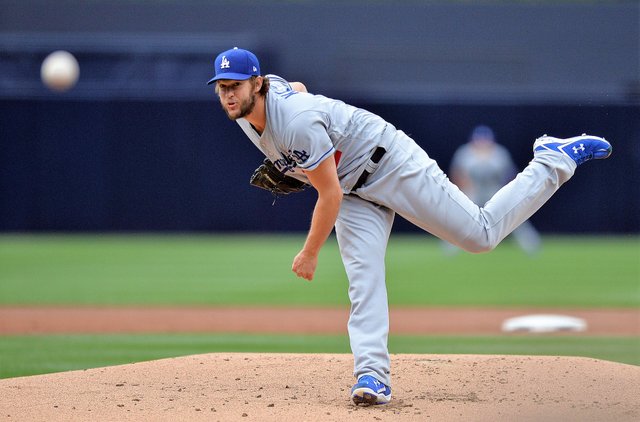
292, 250, 318, 281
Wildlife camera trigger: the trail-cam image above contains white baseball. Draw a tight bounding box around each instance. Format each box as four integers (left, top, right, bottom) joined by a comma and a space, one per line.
41, 50, 80, 92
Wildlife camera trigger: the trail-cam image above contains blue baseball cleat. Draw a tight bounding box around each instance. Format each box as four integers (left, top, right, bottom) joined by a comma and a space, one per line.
351, 375, 392, 405
533, 134, 612, 166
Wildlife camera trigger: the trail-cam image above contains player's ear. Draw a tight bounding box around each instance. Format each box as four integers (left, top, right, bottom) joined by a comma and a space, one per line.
254, 76, 263, 93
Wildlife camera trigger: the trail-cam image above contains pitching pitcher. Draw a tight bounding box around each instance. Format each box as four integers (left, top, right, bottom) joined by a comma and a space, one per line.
208, 47, 612, 406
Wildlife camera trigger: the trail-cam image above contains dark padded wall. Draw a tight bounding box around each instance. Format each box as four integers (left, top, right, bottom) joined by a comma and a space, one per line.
1, 1, 638, 233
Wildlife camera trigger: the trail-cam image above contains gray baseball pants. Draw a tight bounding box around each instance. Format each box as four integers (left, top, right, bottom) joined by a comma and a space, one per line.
334, 130, 576, 386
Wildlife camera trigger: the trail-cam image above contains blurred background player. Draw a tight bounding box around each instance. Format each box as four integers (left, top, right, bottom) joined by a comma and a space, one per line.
446, 125, 541, 255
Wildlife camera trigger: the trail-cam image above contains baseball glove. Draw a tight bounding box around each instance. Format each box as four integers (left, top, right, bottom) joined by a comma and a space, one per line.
249, 159, 308, 195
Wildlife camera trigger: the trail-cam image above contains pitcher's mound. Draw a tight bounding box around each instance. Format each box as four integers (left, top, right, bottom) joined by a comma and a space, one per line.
1, 353, 638, 421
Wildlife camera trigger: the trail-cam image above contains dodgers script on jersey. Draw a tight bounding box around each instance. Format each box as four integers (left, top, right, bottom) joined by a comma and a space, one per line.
236, 75, 395, 192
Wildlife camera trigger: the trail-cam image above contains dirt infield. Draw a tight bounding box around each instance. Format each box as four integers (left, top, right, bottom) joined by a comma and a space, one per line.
2, 308, 638, 420
2, 353, 639, 421
1, 306, 638, 335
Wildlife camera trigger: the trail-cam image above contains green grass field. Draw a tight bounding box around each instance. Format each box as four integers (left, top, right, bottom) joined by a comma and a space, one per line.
1, 234, 638, 307
0, 234, 638, 378
1, 334, 638, 379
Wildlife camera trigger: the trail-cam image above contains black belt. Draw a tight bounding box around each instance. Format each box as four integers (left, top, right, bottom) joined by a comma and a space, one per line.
352, 147, 386, 191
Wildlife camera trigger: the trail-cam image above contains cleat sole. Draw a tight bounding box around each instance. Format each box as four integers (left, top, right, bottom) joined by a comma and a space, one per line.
351, 387, 390, 406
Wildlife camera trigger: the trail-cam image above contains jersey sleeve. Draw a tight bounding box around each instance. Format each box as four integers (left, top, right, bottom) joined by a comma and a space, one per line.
266, 74, 295, 97
282, 111, 335, 171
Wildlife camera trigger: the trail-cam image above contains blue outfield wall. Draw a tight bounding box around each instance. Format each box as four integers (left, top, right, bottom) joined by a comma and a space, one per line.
1, 99, 638, 233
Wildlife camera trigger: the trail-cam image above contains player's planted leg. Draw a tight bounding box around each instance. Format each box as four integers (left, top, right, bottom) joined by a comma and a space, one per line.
335, 195, 395, 402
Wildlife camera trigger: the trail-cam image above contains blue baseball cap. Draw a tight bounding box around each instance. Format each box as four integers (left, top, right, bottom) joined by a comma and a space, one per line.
207, 47, 260, 85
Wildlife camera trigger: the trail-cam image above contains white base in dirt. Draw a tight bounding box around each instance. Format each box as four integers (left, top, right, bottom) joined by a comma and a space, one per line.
501, 314, 587, 333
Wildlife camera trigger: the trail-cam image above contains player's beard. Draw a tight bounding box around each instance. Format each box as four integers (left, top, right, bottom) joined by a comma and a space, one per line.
223, 92, 256, 121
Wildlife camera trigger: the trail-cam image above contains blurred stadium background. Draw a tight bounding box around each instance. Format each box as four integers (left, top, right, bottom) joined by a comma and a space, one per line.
1, 0, 638, 233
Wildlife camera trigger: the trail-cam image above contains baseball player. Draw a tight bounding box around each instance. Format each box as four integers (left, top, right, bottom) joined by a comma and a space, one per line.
447, 125, 541, 255
208, 47, 612, 406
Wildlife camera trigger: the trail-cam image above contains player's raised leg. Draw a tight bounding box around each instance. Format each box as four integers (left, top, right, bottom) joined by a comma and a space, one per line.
476, 133, 612, 250
456, 133, 610, 250
532, 134, 612, 166
358, 132, 611, 254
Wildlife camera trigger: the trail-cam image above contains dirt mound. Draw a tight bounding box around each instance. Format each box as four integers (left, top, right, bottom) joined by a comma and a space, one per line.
1, 353, 638, 421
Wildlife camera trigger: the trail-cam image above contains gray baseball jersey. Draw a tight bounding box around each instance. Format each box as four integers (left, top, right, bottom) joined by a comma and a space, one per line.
234, 74, 577, 388
237, 75, 395, 192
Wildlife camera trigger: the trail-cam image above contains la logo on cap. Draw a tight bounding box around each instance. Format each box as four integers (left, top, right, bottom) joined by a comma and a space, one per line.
207, 47, 260, 85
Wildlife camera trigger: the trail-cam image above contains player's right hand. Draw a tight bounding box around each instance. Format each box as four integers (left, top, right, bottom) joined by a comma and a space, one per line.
292, 250, 318, 281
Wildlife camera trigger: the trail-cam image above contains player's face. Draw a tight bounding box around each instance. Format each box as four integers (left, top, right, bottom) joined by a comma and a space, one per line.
216, 79, 258, 120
